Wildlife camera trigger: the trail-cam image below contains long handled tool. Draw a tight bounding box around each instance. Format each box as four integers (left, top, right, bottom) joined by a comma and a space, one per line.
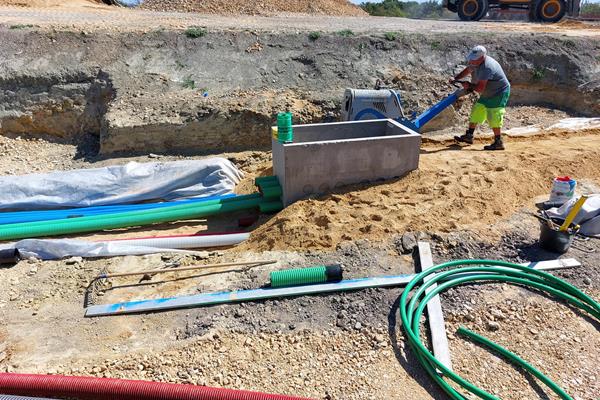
560, 195, 588, 232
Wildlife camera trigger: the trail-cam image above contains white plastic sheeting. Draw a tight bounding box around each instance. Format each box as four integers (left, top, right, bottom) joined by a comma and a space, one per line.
504, 118, 600, 137
0, 233, 249, 260
547, 194, 600, 237
0, 158, 243, 211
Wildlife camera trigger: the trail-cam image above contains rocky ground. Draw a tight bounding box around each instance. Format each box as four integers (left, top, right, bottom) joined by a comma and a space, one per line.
1, 129, 599, 399
0, 5, 599, 400
139, 0, 366, 16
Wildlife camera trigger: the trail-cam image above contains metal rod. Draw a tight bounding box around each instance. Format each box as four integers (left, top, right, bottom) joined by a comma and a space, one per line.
96, 260, 277, 280
85, 258, 581, 317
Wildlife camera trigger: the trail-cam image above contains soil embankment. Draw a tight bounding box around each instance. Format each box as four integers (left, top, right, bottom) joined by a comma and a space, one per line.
0, 19, 598, 154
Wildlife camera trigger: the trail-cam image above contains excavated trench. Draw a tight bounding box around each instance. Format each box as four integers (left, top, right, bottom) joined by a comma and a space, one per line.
0, 28, 598, 155
0, 70, 114, 139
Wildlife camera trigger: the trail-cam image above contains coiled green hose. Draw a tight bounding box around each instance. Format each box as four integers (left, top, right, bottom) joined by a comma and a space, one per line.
400, 259, 600, 400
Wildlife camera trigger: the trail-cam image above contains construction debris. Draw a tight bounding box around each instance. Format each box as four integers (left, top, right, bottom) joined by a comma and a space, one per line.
85, 258, 582, 317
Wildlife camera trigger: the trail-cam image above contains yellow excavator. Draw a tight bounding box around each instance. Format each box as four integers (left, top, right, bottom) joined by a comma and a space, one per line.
443, 0, 581, 22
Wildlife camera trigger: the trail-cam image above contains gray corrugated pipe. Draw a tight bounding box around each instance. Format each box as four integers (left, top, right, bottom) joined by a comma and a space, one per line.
0, 396, 57, 400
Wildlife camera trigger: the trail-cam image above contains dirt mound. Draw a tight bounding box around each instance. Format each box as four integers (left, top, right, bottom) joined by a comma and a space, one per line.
0, 0, 103, 7
243, 131, 600, 251
140, 0, 366, 16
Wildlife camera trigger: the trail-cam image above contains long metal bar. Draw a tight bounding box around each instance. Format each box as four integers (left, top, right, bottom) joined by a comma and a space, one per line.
85, 258, 581, 317
96, 260, 277, 280
418, 242, 453, 371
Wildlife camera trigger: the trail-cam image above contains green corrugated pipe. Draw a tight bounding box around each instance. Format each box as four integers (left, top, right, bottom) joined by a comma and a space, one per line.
270, 265, 343, 288
259, 201, 284, 214
260, 185, 283, 200
0, 197, 263, 241
255, 176, 278, 186
400, 260, 600, 400
0, 193, 261, 231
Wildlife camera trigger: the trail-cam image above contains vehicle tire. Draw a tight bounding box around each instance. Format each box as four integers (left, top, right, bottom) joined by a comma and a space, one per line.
528, 2, 540, 22
535, 0, 566, 22
458, 0, 488, 21
447, 0, 458, 12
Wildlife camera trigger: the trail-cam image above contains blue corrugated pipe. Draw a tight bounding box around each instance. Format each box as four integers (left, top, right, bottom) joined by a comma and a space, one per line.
0, 193, 236, 225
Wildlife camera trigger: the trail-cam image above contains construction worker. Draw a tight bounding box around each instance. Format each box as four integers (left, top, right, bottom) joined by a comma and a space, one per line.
452, 45, 510, 151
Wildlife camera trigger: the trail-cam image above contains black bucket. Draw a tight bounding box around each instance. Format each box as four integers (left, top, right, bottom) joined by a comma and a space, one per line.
538, 218, 578, 254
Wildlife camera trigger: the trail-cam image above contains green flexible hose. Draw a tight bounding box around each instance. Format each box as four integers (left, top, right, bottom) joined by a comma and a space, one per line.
457, 326, 572, 400
400, 259, 600, 400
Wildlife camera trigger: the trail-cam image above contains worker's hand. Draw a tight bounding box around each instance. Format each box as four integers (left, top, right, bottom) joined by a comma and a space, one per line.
461, 81, 471, 90
449, 78, 456, 84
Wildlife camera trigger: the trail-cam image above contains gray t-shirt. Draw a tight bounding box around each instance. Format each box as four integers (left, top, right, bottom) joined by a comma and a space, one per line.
471, 56, 510, 99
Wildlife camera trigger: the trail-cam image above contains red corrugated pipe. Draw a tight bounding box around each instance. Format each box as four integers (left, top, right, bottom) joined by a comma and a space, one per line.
0, 373, 314, 400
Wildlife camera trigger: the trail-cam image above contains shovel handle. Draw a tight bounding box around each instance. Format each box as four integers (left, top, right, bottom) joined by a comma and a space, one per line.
559, 195, 588, 232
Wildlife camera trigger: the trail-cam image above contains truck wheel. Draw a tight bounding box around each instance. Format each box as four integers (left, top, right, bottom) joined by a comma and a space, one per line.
535, 0, 566, 22
528, 2, 539, 22
458, 0, 488, 21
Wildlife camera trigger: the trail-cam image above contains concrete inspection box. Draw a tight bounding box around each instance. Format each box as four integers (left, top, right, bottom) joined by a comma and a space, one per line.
272, 119, 421, 206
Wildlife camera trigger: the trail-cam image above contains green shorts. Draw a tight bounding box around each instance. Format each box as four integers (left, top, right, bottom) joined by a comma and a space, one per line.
469, 90, 510, 129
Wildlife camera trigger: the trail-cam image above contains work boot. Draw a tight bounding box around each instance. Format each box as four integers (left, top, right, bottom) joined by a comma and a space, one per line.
454, 131, 474, 144
484, 136, 505, 151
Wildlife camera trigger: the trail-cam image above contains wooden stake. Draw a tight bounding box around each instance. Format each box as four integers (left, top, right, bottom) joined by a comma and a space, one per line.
418, 241, 453, 371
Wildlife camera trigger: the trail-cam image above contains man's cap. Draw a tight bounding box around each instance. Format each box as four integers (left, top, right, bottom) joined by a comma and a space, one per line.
467, 45, 487, 63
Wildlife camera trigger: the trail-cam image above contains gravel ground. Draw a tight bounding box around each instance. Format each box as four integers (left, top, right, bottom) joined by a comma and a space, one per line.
0, 5, 599, 399
0, 5, 598, 36
0, 132, 599, 399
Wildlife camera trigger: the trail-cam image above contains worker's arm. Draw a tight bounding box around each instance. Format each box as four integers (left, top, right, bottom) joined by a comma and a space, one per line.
450, 67, 472, 82
472, 80, 488, 93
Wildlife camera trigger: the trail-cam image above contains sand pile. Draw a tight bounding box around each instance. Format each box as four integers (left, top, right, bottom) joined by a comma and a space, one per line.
243, 132, 600, 251
140, 0, 366, 16
0, 0, 104, 7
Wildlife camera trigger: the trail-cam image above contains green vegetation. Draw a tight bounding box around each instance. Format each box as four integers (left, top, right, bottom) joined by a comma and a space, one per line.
360, 0, 449, 19
430, 40, 441, 50
384, 32, 398, 41
182, 76, 196, 89
9, 24, 34, 30
532, 67, 546, 81
337, 29, 355, 37
185, 26, 207, 38
580, 1, 600, 17
308, 31, 321, 41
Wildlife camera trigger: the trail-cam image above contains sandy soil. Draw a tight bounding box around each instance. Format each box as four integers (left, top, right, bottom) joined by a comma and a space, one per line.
0, 0, 105, 8
0, 4, 598, 36
0, 6, 599, 399
140, 0, 366, 16
1, 127, 599, 399
245, 130, 600, 251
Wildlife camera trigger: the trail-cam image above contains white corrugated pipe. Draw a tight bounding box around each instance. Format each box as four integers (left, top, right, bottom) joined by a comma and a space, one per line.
106, 232, 251, 249
0, 233, 250, 261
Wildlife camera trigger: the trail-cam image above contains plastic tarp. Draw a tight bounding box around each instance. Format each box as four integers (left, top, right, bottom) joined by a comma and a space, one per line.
546, 194, 600, 237
0, 159, 243, 211
0, 233, 250, 260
